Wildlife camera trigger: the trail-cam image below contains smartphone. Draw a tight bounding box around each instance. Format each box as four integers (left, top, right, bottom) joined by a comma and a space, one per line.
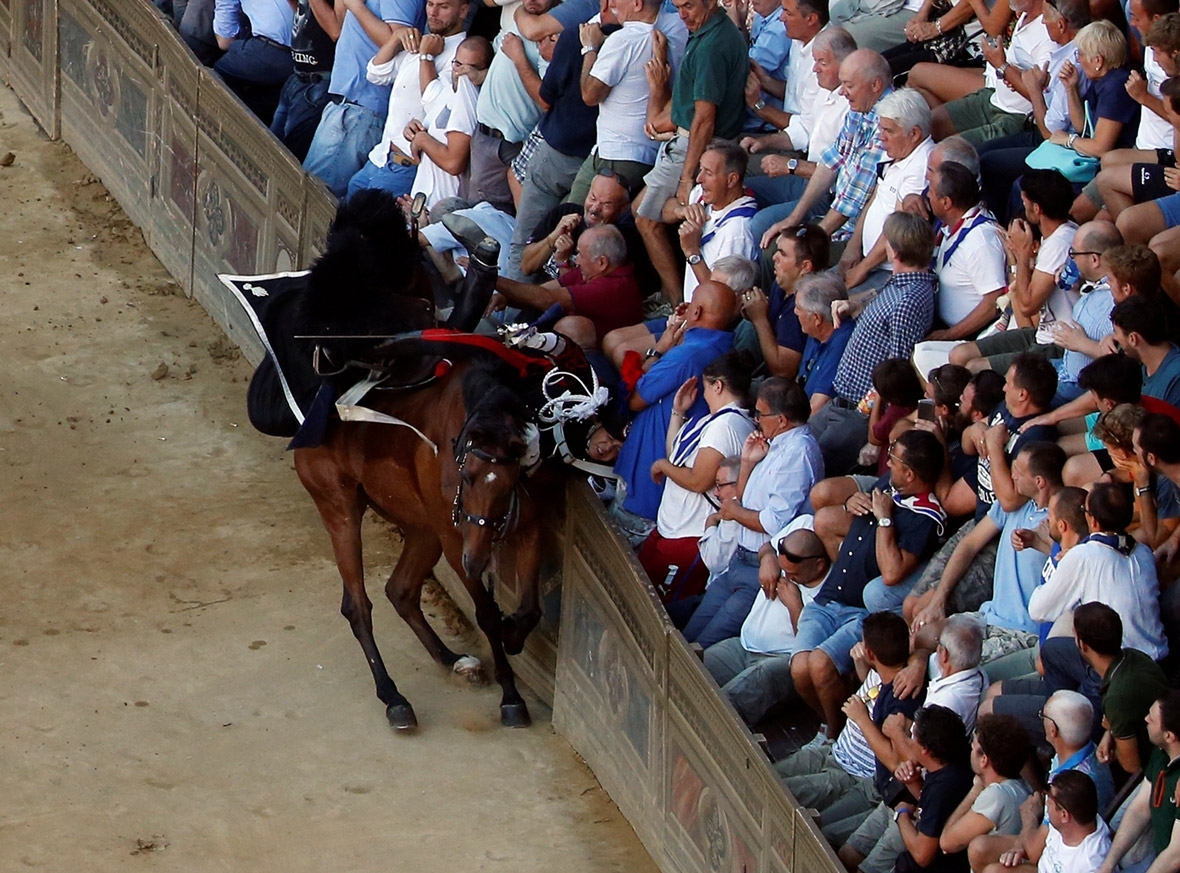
918, 399, 937, 422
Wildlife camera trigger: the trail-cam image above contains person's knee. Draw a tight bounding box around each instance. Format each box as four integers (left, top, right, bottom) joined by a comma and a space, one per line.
791, 651, 812, 684
931, 107, 956, 141
811, 649, 839, 682
811, 476, 856, 511
836, 844, 864, 873
948, 342, 978, 367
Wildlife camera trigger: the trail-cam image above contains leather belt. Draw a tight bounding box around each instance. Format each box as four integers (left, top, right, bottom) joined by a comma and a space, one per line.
387, 149, 417, 167
830, 396, 859, 411
253, 34, 290, 51
477, 122, 505, 140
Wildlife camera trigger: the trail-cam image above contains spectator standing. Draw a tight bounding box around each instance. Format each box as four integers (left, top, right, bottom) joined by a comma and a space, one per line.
271, 0, 343, 162
212, 0, 296, 125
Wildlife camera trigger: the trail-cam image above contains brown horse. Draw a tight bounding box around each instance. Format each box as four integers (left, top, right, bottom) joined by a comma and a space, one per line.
294, 359, 542, 729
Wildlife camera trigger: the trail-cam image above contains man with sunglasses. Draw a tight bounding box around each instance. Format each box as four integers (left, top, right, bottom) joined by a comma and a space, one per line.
1097, 690, 1180, 873
702, 518, 830, 725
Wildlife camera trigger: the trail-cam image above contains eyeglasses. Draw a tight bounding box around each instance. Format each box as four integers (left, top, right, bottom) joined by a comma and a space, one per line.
753, 410, 783, 421
1068, 248, 1101, 259
714, 480, 738, 490
887, 442, 907, 466
594, 167, 633, 193
1038, 707, 1060, 734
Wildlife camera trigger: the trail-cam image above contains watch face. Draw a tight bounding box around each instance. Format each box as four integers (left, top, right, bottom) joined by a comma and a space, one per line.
788, 159, 798, 170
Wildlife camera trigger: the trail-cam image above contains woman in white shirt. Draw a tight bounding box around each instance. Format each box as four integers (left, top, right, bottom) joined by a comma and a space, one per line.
638, 351, 756, 603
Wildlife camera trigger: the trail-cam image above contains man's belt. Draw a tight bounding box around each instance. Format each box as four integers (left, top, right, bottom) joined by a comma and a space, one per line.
830, 396, 859, 411
387, 148, 417, 168
477, 122, 506, 141
253, 34, 291, 51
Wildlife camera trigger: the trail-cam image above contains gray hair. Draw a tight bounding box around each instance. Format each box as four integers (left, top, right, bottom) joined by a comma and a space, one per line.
813, 26, 857, 63
712, 255, 758, 294
934, 135, 980, 177
794, 272, 847, 321
580, 224, 626, 267
852, 49, 892, 94
1044, 690, 1095, 747
939, 614, 984, 671
877, 88, 932, 139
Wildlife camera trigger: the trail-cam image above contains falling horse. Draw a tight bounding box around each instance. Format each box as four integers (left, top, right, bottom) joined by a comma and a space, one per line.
294, 359, 541, 729
233, 190, 543, 728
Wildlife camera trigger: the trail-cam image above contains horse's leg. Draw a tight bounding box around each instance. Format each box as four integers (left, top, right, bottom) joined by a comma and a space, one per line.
500, 526, 543, 657
385, 527, 487, 685
299, 462, 416, 730
443, 538, 530, 727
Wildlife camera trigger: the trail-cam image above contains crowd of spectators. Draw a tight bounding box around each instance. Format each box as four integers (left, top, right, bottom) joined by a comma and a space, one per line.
158, 0, 1180, 868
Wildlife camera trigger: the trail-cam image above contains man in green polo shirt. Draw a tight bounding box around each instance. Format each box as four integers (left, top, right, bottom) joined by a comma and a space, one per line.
634, 0, 748, 304
1073, 602, 1170, 776
1097, 690, 1180, 873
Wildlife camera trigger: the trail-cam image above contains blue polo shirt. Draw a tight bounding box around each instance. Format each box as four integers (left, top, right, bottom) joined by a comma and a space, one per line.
328, 0, 424, 114
799, 320, 854, 401
615, 327, 734, 520
979, 498, 1048, 634
766, 282, 806, 354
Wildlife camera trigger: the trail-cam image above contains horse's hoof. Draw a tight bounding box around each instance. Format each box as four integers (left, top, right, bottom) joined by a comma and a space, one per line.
386, 703, 418, 731
452, 655, 488, 686
500, 703, 531, 728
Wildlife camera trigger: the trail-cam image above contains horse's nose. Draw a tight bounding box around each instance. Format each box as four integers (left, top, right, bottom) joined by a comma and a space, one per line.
463, 551, 488, 581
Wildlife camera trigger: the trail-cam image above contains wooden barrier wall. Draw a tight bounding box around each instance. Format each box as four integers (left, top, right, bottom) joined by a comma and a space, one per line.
0, 4, 843, 870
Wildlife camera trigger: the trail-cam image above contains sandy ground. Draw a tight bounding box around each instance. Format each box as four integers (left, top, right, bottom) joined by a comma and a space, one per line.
0, 84, 657, 872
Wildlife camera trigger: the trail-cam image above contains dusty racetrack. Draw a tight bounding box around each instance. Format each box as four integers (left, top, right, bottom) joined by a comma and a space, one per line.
0, 84, 656, 872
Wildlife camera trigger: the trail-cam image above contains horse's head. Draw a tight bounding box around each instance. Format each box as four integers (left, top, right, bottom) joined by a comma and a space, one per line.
452, 368, 533, 581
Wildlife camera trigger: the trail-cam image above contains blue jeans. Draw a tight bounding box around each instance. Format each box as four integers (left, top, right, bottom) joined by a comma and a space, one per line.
683, 548, 762, 650
304, 100, 385, 200
793, 600, 870, 675
346, 159, 417, 201
212, 36, 293, 126
271, 73, 331, 163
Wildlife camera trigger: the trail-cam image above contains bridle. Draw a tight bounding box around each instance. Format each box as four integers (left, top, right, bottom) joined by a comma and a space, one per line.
450, 423, 522, 543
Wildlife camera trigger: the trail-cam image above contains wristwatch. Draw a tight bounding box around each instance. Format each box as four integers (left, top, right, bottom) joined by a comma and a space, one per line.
753, 100, 767, 112
581, 44, 598, 56
645, 347, 663, 360
787, 158, 799, 175
1136, 484, 1153, 497
893, 806, 913, 823
997, 62, 1010, 79
877, 517, 893, 528
687, 253, 703, 266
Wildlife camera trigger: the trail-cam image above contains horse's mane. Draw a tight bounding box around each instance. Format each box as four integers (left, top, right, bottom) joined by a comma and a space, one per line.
298, 190, 425, 339
461, 362, 533, 461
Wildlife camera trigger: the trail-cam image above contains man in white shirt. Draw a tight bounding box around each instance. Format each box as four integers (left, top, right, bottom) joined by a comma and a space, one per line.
742, 0, 828, 140
676, 141, 759, 302
703, 519, 829, 724
838, 87, 936, 294
743, 26, 854, 237
917, 0, 1055, 146
950, 169, 1079, 374
345, 0, 470, 201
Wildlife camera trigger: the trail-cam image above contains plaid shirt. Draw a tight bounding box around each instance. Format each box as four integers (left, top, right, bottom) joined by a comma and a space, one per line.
820, 101, 887, 242
832, 270, 937, 403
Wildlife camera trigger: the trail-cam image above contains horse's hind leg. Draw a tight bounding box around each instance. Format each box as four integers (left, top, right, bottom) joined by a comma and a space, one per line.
301, 471, 416, 730
386, 528, 486, 684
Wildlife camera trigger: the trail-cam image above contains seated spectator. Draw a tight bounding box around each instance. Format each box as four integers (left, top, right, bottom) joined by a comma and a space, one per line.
270, 0, 343, 162
733, 0, 793, 129
1136, 412, 1180, 575
346, 0, 474, 203
758, 49, 892, 249
794, 272, 856, 415
639, 352, 756, 601
703, 519, 830, 724
791, 428, 946, 738
740, 223, 832, 379
949, 170, 1078, 374
981, 770, 1111, 873
742, 25, 854, 247
1090, 14, 1180, 220
1096, 690, 1180, 873
907, 441, 1066, 666
838, 88, 937, 295
861, 359, 926, 474
682, 379, 823, 648
909, 0, 1054, 146
972, 0, 1090, 224
776, 612, 923, 846
696, 455, 743, 577
1105, 244, 1180, 346
303, 0, 426, 199
838, 618, 988, 873
872, 705, 975, 873
807, 212, 938, 475
212, 0, 296, 125
489, 225, 642, 346
938, 714, 1033, 860
610, 281, 737, 542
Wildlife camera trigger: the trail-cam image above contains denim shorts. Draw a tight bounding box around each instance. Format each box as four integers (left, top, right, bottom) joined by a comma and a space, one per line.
793, 600, 869, 675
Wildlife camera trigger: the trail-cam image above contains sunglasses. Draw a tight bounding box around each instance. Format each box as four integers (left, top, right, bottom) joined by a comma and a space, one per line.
594, 167, 633, 193
777, 544, 822, 563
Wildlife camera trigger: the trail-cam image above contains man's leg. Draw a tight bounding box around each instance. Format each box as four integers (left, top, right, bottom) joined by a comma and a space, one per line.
179, 0, 220, 65
840, 10, 910, 53
346, 159, 416, 201
506, 141, 585, 280
721, 652, 797, 725
272, 75, 331, 163
908, 65, 986, 111
968, 835, 1021, 873
703, 637, 751, 688
811, 607, 868, 735
1116, 197, 1169, 246
1150, 225, 1180, 301
303, 101, 384, 201
691, 558, 762, 649
682, 564, 741, 643
634, 137, 690, 304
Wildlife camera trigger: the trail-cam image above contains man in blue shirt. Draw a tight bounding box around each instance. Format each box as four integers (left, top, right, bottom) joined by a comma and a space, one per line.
212, 0, 296, 125
610, 281, 736, 542
302, 0, 425, 198
794, 272, 855, 414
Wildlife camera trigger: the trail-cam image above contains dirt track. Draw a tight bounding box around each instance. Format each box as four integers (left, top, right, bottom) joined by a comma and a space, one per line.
0, 84, 657, 872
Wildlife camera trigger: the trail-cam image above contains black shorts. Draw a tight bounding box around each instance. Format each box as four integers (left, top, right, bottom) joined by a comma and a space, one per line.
1133, 162, 1174, 203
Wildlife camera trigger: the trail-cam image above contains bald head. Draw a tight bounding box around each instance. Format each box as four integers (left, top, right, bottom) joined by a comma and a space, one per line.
688, 280, 737, 329
839, 50, 891, 113
1074, 220, 1123, 282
